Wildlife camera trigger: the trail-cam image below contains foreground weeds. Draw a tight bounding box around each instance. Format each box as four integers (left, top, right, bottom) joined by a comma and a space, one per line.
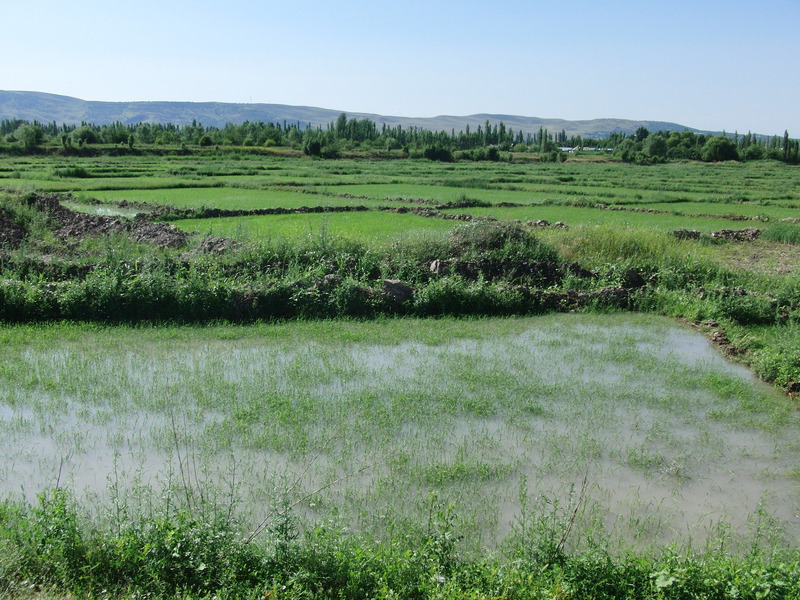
2, 488, 800, 600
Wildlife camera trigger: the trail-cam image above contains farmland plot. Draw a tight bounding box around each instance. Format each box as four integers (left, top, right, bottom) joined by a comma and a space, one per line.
2, 314, 797, 555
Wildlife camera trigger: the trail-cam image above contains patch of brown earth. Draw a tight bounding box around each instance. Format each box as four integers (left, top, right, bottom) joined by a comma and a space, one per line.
671, 227, 761, 242
712, 239, 800, 276
0, 209, 26, 248
691, 319, 747, 358
28, 192, 189, 248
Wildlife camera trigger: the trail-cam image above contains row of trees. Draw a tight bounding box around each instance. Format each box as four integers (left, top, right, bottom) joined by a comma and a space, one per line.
1, 116, 798, 164
615, 127, 800, 164
0, 116, 597, 153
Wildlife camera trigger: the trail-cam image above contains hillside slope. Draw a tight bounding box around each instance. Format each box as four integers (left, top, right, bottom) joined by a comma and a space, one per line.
0, 90, 701, 137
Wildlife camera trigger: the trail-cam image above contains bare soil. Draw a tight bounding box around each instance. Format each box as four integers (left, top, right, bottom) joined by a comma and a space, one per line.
11, 193, 191, 249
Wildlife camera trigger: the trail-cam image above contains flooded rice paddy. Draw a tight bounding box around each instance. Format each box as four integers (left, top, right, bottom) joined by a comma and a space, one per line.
1, 314, 798, 554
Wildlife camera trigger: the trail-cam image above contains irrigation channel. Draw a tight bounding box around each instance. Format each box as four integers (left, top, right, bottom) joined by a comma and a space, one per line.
1, 313, 798, 555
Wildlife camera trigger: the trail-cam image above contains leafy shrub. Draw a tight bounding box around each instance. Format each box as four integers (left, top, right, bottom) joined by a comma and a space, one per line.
413, 277, 479, 315
701, 136, 740, 162
714, 292, 776, 325
413, 277, 528, 316
539, 150, 567, 163
751, 345, 800, 387
53, 166, 91, 178
443, 221, 560, 264
330, 278, 378, 317
0, 279, 57, 321
423, 144, 454, 162
245, 281, 294, 320
20, 489, 90, 588
304, 139, 322, 157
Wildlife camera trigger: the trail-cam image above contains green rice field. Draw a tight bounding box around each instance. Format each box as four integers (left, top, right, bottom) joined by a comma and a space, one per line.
2, 151, 800, 598
2, 314, 797, 554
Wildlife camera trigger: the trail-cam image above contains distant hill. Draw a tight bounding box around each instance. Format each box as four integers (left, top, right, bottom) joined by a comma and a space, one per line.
0, 90, 703, 138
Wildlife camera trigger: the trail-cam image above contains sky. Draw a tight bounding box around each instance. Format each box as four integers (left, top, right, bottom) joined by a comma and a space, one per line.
3, 0, 799, 136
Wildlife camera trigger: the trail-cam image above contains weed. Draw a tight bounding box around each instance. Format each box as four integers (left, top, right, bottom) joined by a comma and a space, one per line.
763, 221, 800, 244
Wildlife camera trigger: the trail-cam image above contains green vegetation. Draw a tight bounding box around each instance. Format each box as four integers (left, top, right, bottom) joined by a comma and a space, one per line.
3, 115, 800, 164
1, 147, 800, 598
1, 315, 799, 599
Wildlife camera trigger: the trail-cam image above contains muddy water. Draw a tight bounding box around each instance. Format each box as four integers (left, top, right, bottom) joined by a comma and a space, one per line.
1, 316, 798, 552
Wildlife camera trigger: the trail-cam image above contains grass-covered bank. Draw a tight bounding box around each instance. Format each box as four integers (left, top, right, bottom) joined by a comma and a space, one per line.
2, 314, 799, 599
2, 489, 800, 599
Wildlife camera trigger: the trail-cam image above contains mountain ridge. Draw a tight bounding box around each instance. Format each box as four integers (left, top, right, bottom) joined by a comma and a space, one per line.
0, 90, 705, 138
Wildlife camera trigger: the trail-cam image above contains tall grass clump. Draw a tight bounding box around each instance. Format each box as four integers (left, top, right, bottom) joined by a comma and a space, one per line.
385, 221, 561, 285
52, 166, 91, 179
1, 191, 51, 238
553, 225, 682, 271
763, 221, 800, 245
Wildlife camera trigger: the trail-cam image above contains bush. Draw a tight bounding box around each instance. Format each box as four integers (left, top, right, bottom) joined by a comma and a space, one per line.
71, 126, 99, 145
53, 166, 91, 178
0, 279, 57, 321
714, 292, 776, 325
743, 144, 765, 160
539, 150, 566, 163
413, 277, 487, 315
330, 278, 378, 317
304, 139, 322, 157
701, 136, 739, 162
423, 144, 454, 162
443, 221, 560, 264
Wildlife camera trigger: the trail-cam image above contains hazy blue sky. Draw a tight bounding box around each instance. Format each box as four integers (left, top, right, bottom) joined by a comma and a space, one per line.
4, 0, 798, 135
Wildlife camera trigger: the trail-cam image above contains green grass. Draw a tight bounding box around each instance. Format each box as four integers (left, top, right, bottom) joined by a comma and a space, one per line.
3, 152, 800, 598
174, 210, 459, 243
439, 204, 756, 230
87, 187, 383, 210
763, 221, 800, 244
636, 201, 798, 219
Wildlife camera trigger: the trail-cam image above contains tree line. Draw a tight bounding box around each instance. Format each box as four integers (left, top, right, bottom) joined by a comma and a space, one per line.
1, 115, 797, 164
615, 127, 800, 164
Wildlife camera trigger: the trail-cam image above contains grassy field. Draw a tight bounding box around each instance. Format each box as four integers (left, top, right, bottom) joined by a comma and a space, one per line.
4, 153, 799, 246
1, 151, 800, 598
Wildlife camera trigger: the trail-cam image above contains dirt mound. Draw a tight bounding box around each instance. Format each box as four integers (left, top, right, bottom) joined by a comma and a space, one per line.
710, 227, 761, 242
21, 192, 190, 248
55, 210, 189, 248
671, 229, 701, 240
0, 210, 26, 248
672, 227, 761, 242
198, 235, 239, 253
